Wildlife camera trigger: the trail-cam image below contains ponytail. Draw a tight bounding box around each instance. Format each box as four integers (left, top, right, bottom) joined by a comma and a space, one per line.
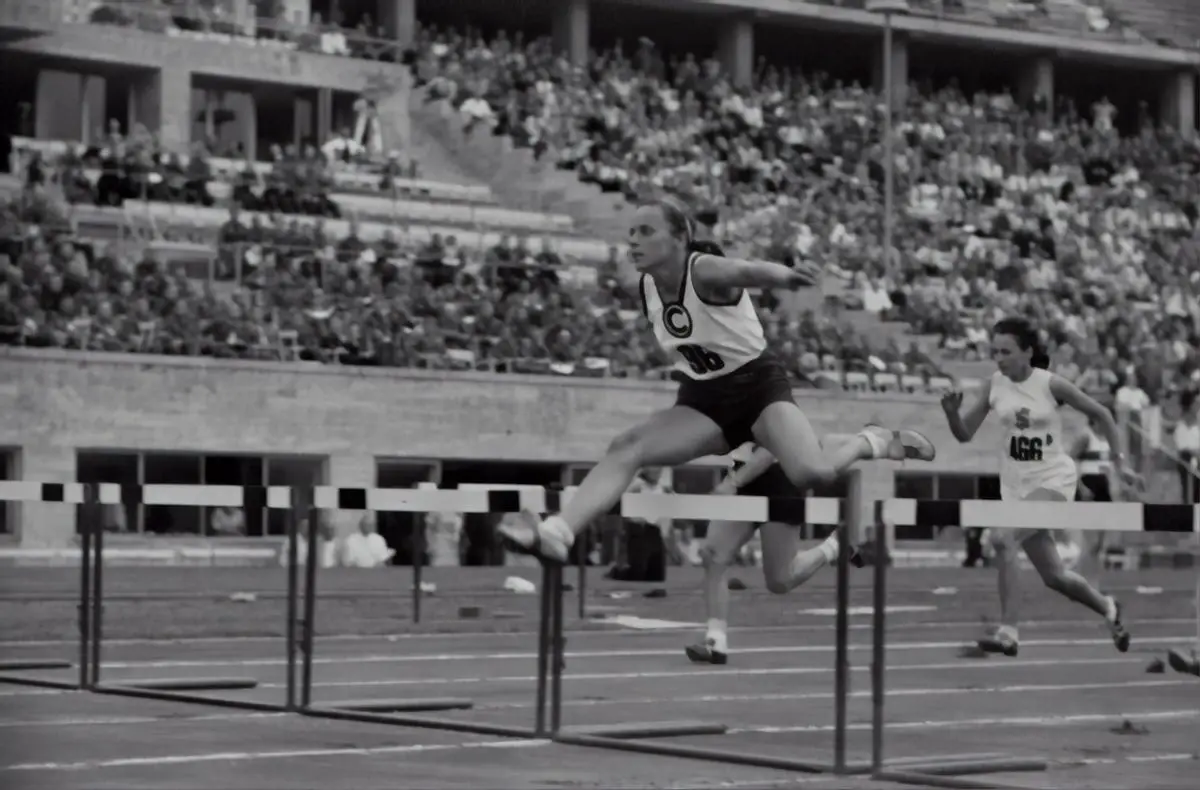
1031, 348, 1051, 370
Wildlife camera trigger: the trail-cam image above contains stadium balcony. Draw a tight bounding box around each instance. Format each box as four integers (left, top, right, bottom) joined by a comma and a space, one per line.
7, 137, 611, 263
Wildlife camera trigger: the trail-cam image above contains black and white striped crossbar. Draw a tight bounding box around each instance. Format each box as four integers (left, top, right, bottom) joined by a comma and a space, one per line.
0, 482, 844, 523
879, 498, 1200, 538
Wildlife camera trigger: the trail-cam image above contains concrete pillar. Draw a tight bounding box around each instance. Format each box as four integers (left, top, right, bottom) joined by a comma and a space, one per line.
316, 88, 333, 144
1160, 70, 1196, 137
35, 70, 83, 141
378, 0, 415, 47
294, 95, 312, 149
1017, 55, 1054, 114
871, 31, 909, 109
244, 91, 257, 161
81, 75, 106, 146
718, 14, 754, 89
129, 65, 191, 153
552, 0, 589, 68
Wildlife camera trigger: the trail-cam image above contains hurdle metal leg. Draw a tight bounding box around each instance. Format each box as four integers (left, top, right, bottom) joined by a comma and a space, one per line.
552, 473, 870, 774
89, 488, 280, 711
868, 500, 1048, 788
296, 494, 527, 731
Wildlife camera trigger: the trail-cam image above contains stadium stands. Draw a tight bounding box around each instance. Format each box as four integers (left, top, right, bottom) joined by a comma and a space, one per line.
1, 1, 1198, 412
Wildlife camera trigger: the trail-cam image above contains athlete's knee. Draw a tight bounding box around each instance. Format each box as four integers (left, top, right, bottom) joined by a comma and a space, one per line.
700, 542, 735, 568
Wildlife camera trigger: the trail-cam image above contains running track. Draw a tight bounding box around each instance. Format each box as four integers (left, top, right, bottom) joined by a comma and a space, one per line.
2, 602, 1197, 789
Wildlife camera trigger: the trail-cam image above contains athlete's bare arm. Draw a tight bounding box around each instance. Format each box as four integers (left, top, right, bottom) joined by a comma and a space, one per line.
1048, 376, 1134, 486
941, 378, 992, 443
692, 254, 819, 293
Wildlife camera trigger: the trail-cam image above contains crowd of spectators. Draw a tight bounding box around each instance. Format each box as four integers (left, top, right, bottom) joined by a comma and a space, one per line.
6, 13, 1200, 413
409, 25, 1200, 410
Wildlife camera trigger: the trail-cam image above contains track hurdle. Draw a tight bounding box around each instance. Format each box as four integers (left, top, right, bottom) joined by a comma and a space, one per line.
869, 498, 1200, 790
0, 482, 90, 691
551, 470, 867, 775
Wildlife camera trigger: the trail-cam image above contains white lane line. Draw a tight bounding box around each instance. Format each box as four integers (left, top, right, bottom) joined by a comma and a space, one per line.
1, 616, 1191, 648
0, 738, 550, 772
729, 709, 1200, 735
85, 635, 1187, 670
0, 656, 1163, 698
474, 679, 1197, 710
0, 712, 284, 729
259, 655, 1158, 690
5, 711, 1197, 772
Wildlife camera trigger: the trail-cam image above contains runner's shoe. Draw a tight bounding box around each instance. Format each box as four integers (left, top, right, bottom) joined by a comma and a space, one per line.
685, 637, 728, 665
1106, 596, 1131, 653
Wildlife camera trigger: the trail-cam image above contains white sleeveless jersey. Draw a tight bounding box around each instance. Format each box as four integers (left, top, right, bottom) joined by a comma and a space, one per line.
989, 368, 1075, 489
640, 251, 766, 381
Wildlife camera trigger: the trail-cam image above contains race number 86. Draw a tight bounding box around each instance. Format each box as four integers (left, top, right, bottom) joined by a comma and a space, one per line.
678, 344, 725, 375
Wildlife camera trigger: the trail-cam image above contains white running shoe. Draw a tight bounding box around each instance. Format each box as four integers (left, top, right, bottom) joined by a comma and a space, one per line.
862, 425, 937, 462
498, 511, 574, 565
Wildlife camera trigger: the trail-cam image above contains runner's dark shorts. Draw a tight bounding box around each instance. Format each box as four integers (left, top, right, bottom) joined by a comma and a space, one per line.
1078, 473, 1112, 502
739, 462, 806, 526
675, 353, 795, 451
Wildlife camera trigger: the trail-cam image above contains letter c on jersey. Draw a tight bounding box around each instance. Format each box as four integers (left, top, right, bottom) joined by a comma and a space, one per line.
663, 304, 694, 339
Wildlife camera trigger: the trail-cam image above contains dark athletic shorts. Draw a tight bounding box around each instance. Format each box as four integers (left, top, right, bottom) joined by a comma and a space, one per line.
675, 353, 795, 450
738, 462, 806, 526
1078, 473, 1112, 502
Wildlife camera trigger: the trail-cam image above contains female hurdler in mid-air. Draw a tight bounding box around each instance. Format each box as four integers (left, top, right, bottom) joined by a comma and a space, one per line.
500, 196, 935, 595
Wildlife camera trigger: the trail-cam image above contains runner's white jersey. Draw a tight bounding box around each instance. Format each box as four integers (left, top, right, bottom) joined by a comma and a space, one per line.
640, 251, 766, 381
989, 368, 1075, 490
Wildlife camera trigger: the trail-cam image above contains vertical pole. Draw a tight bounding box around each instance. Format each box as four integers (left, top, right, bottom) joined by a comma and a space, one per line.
412, 517, 425, 623
872, 505, 888, 774
882, 15, 896, 284
300, 503, 319, 709
577, 525, 588, 619
90, 502, 105, 684
78, 488, 94, 690
877, 21, 897, 762
285, 491, 301, 711
550, 564, 565, 734
833, 479, 852, 774
534, 563, 552, 736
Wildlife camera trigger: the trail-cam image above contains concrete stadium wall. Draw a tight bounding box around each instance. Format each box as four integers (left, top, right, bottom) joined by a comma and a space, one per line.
0, 349, 1040, 547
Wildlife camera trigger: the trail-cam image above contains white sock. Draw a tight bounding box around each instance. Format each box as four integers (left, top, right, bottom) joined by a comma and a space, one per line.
543, 515, 575, 548
859, 428, 890, 459
706, 619, 728, 652
818, 534, 839, 563
996, 624, 1019, 642
1103, 596, 1118, 622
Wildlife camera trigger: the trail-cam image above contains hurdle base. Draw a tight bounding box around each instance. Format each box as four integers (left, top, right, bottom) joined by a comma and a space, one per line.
116, 677, 259, 692
322, 697, 474, 713
302, 705, 537, 739
554, 732, 862, 775
0, 659, 73, 672
93, 683, 286, 712
0, 674, 80, 690
874, 767, 1047, 790
561, 720, 727, 739
898, 756, 1049, 777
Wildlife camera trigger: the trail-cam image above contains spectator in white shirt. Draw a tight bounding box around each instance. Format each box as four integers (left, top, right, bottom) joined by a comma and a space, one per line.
1173, 400, 1200, 503
343, 513, 394, 568
282, 516, 340, 569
